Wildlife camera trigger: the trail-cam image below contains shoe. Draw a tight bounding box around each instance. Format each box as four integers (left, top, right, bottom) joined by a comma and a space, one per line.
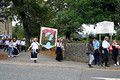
114, 64, 116, 66
117, 61, 119, 66
11, 55, 14, 57
34, 60, 37, 63
105, 65, 110, 67
88, 64, 93, 68
8, 55, 10, 57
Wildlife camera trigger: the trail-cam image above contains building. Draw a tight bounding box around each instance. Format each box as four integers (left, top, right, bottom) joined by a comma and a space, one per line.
0, 18, 12, 38
0, 0, 12, 38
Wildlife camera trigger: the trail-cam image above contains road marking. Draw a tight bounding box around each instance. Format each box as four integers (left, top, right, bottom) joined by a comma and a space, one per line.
92, 77, 120, 80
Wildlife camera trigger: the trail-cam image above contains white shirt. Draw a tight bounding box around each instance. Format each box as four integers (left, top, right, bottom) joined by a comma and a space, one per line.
13, 42, 17, 47
5, 40, 9, 45
16, 40, 21, 45
21, 41, 26, 46
102, 40, 110, 49
56, 42, 62, 47
8, 42, 13, 48
31, 42, 39, 49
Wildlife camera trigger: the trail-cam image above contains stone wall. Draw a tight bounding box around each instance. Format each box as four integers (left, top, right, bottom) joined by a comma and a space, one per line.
64, 43, 119, 64
64, 43, 89, 62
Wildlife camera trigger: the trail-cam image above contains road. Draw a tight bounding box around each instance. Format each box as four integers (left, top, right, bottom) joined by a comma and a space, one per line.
0, 49, 120, 80
0, 64, 120, 80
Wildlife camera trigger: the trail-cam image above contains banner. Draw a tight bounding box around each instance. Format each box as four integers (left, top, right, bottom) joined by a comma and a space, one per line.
40, 27, 57, 49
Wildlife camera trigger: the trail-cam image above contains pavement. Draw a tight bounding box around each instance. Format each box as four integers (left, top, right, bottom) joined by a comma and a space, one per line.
0, 49, 120, 80
0, 49, 120, 70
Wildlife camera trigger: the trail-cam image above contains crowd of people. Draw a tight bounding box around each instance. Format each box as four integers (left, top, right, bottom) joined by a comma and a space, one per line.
0, 36, 119, 66
0, 38, 26, 57
88, 36, 120, 68
0, 37, 65, 63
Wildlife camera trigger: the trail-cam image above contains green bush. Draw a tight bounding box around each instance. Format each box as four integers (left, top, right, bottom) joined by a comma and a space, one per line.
25, 45, 29, 50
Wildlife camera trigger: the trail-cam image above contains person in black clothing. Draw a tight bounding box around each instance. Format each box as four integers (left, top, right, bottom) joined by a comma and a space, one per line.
56, 39, 65, 62
112, 40, 119, 66
88, 39, 95, 68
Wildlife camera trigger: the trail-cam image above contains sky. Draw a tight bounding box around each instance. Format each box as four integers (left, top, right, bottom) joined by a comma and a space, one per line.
82, 24, 97, 34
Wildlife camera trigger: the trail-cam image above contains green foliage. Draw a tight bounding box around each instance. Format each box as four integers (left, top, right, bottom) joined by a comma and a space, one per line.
4, 0, 54, 45
115, 29, 120, 40
51, 0, 120, 38
3, 0, 120, 43
12, 24, 25, 39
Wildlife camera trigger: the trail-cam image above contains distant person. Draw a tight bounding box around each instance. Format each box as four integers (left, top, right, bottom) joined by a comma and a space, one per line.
21, 39, 26, 52
0, 38, 2, 49
30, 38, 34, 43
16, 38, 21, 52
93, 37, 100, 65
55, 39, 65, 62
70, 37, 73, 43
2, 39, 5, 49
112, 40, 119, 66
4, 38, 9, 52
28, 38, 40, 63
88, 39, 94, 68
8, 39, 13, 57
101, 36, 110, 67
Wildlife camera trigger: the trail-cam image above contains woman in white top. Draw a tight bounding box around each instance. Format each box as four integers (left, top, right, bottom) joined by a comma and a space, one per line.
28, 38, 40, 63
56, 39, 65, 62
12, 39, 19, 57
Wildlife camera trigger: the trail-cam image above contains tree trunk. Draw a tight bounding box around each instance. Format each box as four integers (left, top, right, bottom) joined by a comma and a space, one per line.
66, 31, 71, 39
19, 12, 30, 46
23, 24, 30, 46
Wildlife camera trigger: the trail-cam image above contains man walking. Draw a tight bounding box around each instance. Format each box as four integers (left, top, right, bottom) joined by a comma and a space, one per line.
4, 38, 9, 52
93, 37, 100, 65
101, 36, 110, 67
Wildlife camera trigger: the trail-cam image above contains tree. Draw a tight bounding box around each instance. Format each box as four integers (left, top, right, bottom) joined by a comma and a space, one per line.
4, 0, 53, 45
12, 24, 25, 39
51, 0, 120, 38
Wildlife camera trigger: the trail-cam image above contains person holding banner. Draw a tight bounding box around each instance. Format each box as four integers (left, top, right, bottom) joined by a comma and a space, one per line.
55, 39, 65, 62
28, 38, 40, 63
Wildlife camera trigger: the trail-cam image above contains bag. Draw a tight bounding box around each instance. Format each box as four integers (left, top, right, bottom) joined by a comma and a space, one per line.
86, 52, 90, 55
35, 42, 40, 53
108, 46, 113, 51
36, 49, 40, 53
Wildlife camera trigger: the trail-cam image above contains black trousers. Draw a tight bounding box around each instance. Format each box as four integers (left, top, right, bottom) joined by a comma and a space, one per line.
4, 45, 8, 52
56, 47, 63, 61
112, 50, 118, 64
17, 45, 20, 52
101, 49, 109, 66
0, 45, 2, 49
94, 49, 100, 65
21, 46, 26, 52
